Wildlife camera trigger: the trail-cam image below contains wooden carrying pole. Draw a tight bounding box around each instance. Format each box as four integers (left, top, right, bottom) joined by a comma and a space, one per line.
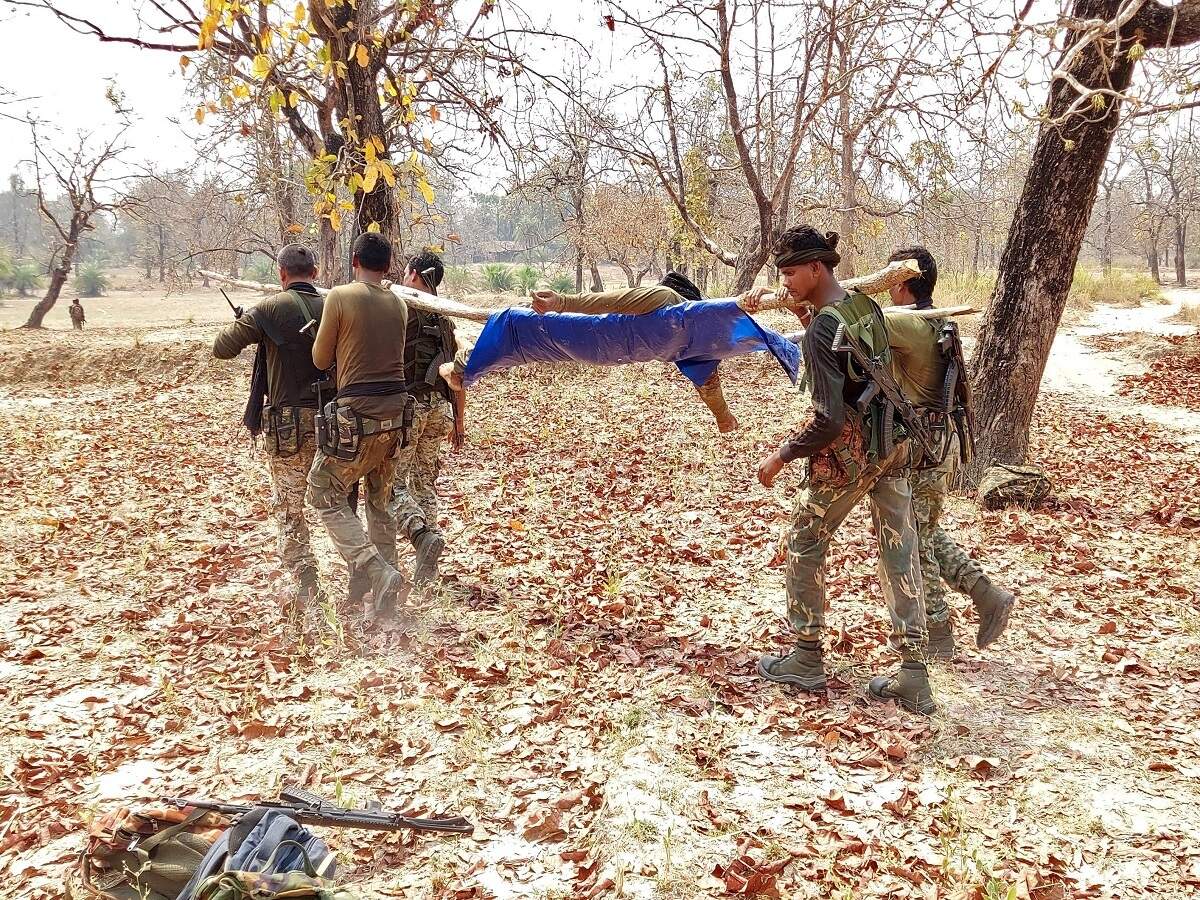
199, 270, 499, 323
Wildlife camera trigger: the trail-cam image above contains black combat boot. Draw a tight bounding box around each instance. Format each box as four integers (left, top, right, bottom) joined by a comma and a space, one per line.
757, 640, 826, 691
347, 563, 370, 606
867, 660, 936, 715
364, 558, 409, 627
926, 619, 956, 660
969, 577, 1015, 648
411, 527, 445, 586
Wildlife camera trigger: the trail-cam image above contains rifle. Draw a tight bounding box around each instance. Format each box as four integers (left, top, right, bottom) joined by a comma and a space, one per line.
164, 786, 474, 835
220, 288, 244, 319
938, 321, 976, 464
829, 320, 938, 465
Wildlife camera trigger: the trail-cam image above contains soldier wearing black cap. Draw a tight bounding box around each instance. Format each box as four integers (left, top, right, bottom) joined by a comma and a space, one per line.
213, 243, 327, 636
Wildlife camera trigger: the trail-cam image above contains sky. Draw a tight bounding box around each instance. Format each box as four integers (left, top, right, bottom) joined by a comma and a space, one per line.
0, 2, 199, 179
0, 0, 619, 187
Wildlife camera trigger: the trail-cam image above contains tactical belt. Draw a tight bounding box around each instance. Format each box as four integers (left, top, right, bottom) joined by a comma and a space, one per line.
263, 404, 317, 457
315, 380, 413, 461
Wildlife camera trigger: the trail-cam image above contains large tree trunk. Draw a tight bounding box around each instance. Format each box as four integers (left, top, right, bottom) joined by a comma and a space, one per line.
1148, 241, 1161, 283
968, 0, 1200, 474
1175, 220, 1187, 285
588, 259, 603, 292
311, 0, 397, 256
731, 224, 773, 293
319, 218, 339, 287
574, 251, 584, 293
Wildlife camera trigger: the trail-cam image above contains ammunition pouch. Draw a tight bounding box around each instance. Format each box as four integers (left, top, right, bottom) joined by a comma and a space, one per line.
315, 397, 413, 461
262, 405, 316, 458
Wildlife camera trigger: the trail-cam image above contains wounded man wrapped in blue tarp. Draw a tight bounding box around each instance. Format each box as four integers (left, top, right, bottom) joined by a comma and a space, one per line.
451, 273, 802, 433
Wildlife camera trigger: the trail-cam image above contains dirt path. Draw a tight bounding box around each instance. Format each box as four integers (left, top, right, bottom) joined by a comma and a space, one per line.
1041, 290, 1200, 441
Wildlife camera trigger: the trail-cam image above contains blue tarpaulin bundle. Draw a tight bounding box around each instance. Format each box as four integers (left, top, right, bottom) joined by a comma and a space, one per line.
462, 300, 802, 388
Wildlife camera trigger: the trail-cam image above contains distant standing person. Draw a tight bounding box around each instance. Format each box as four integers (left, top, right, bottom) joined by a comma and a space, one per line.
308, 233, 412, 625
392, 249, 462, 585
212, 244, 327, 637
69, 298, 85, 330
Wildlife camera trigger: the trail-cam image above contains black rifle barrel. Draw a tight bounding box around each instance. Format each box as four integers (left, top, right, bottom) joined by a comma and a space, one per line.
163, 797, 474, 835
219, 288, 244, 319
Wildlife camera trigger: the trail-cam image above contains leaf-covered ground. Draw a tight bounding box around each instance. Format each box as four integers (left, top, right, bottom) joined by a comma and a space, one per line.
1, 297, 1198, 900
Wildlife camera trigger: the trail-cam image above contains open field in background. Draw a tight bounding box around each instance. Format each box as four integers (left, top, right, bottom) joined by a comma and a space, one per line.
1, 287, 1198, 899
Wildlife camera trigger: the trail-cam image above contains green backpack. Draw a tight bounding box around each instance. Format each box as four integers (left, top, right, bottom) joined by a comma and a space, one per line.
193, 841, 359, 900
80, 804, 229, 900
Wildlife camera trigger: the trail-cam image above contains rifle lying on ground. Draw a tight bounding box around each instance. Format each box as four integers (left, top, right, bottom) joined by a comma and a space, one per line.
164, 786, 474, 835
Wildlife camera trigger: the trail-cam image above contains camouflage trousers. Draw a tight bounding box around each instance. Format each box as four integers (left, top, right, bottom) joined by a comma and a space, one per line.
910, 432, 987, 623
391, 397, 453, 539
264, 435, 318, 588
785, 439, 927, 652
307, 430, 402, 570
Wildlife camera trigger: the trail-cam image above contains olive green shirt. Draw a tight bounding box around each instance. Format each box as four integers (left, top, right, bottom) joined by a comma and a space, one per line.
311, 281, 409, 420
558, 286, 680, 315
887, 313, 945, 409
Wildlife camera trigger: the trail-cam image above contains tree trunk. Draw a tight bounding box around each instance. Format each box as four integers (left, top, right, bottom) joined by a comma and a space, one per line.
1175, 220, 1187, 285
1148, 242, 1161, 283
1102, 190, 1113, 273
24, 229, 78, 327
588, 259, 603, 292
319, 218, 339, 287
731, 227, 772, 293
157, 224, 166, 283
617, 261, 636, 288
968, 2, 1142, 473
574, 251, 584, 292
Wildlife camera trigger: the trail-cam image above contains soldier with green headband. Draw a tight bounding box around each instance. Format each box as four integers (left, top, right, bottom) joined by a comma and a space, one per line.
753, 225, 934, 714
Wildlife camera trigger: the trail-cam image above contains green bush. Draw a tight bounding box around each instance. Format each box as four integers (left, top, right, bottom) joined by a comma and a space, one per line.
75, 265, 109, 297
513, 264, 541, 297
442, 265, 475, 295
0, 247, 12, 284
481, 263, 514, 293
548, 272, 575, 293
8, 261, 41, 296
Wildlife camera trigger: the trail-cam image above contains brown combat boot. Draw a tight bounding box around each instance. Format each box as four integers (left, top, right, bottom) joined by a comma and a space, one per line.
970, 577, 1015, 648
757, 640, 827, 691
926, 619, 956, 660
347, 563, 370, 606
867, 661, 936, 715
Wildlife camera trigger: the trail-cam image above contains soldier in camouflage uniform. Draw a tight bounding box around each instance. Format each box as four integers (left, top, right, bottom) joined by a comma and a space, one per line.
308, 233, 412, 626
885, 246, 1014, 658
213, 244, 326, 634
392, 249, 460, 584
749, 226, 935, 714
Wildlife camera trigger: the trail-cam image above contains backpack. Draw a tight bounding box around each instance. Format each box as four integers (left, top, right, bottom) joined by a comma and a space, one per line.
79, 804, 230, 900
192, 846, 360, 900
177, 810, 334, 900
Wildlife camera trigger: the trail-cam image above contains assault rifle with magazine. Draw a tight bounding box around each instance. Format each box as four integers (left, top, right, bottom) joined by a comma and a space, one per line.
830, 320, 938, 466
164, 786, 474, 835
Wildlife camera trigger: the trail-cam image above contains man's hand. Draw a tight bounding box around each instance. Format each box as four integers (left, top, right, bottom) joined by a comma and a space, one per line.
757, 449, 787, 488
737, 286, 776, 313
438, 362, 464, 393
530, 289, 564, 314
